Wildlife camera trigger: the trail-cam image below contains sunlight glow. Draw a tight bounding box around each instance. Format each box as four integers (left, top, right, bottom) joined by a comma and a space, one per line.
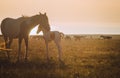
29, 26, 42, 35
29, 22, 120, 35
0, 0, 120, 34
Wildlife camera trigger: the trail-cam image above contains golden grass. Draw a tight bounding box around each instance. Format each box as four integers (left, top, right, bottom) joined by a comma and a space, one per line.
0, 35, 120, 78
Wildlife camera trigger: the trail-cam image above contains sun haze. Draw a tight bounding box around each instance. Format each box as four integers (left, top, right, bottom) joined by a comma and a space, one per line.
0, 0, 120, 35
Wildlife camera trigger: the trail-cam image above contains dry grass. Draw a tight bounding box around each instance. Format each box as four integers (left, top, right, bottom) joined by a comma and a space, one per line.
0, 35, 120, 78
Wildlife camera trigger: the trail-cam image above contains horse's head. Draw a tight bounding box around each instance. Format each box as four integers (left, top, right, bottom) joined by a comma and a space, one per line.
38, 12, 50, 31
36, 24, 50, 34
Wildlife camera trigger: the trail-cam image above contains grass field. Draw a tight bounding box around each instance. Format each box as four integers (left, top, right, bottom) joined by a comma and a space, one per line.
0, 35, 120, 78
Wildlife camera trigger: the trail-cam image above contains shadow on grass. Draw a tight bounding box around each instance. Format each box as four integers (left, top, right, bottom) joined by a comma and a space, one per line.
0, 58, 67, 69
1, 52, 120, 78
0, 59, 68, 78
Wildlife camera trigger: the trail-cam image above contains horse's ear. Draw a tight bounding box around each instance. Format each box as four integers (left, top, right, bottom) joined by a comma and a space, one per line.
44, 12, 46, 16
22, 15, 24, 17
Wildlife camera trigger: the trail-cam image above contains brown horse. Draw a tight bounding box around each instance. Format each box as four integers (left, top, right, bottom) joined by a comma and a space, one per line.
1, 12, 50, 61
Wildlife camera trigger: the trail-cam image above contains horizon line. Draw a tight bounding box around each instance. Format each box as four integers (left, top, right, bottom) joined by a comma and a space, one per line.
0, 33, 120, 36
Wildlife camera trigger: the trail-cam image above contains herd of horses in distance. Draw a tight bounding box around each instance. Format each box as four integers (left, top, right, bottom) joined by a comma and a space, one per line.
30, 34, 112, 41
0, 12, 112, 63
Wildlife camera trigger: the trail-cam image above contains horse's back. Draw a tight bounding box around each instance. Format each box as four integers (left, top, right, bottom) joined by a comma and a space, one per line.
51, 31, 61, 41
1, 17, 24, 38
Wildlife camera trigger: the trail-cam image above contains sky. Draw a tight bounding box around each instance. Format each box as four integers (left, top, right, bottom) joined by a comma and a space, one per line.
0, 0, 120, 35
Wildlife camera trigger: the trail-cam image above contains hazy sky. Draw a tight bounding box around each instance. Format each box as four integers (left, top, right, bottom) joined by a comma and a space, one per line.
0, 0, 120, 34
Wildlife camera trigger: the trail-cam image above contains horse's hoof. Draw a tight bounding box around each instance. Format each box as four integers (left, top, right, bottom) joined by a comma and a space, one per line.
24, 58, 28, 62
59, 60, 65, 68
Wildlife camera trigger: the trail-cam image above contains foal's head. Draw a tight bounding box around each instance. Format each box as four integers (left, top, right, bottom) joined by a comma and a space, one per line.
37, 25, 49, 34
37, 26, 42, 34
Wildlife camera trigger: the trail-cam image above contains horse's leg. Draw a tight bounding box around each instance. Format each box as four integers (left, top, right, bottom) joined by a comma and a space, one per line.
24, 36, 28, 61
55, 40, 62, 62
4, 37, 8, 48
45, 40, 49, 61
7, 38, 13, 59
18, 37, 23, 61
8, 38, 13, 48
4, 37, 10, 59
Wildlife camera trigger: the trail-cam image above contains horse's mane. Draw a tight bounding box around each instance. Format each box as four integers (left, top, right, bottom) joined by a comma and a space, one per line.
22, 15, 29, 18
16, 15, 29, 20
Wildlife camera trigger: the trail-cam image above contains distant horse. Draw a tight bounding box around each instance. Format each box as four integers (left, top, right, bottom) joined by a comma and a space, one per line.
65, 35, 72, 40
73, 35, 85, 41
1, 12, 50, 61
37, 26, 63, 62
100, 35, 112, 40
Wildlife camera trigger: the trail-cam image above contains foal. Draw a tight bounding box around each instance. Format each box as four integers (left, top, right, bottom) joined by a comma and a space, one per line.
37, 26, 63, 62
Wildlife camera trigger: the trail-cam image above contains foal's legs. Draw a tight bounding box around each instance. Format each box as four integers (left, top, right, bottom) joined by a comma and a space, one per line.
55, 40, 62, 62
45, 40, 49, 61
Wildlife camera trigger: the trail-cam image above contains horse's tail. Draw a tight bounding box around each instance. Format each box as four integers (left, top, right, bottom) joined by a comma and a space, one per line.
1, 18, 8, 35
0, 20, 3, 36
